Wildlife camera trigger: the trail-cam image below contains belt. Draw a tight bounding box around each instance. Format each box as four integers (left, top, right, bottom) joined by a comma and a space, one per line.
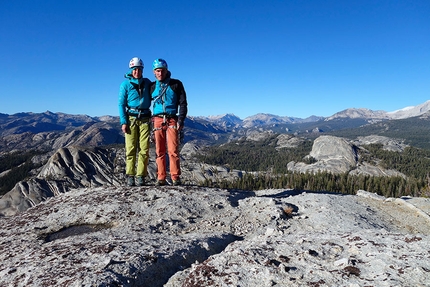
129, 115, 150, 120
128, 110, 150, 119
153, 114, 177, 119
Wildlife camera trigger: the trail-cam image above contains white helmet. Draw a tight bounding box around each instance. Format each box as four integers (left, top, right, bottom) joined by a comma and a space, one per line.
129, 57, 143, 69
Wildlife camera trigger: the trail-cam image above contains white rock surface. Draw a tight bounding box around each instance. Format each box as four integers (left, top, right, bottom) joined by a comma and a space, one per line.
309, 136, 357, 167
276, 134, 307, 149
0, 186, 429, 286
354, 135, 408, 152
287, 135, 407, 177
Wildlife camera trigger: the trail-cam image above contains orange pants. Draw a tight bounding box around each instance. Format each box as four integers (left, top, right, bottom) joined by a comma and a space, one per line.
153, 116, 181, 181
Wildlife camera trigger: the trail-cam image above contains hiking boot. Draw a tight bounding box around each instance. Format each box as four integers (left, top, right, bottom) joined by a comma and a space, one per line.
172, 179, 181, 186
126, 176, 135, 186
155, 179, 166, 186
136, 176, 145, 186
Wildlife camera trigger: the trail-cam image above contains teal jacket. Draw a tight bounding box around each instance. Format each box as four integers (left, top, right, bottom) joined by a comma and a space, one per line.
151, 72, 188, 126
118, 69, 152, 125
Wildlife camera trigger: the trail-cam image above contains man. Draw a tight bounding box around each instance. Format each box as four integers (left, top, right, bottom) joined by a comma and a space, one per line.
118, 57, 152, 186
151, 58, 188, 186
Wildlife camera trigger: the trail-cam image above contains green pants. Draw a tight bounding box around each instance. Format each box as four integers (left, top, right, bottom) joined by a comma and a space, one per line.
125, 117, 150, 177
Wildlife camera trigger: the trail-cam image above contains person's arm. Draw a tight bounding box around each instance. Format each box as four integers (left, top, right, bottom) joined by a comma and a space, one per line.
176, 80, 188, 130
118, 82, 129, 133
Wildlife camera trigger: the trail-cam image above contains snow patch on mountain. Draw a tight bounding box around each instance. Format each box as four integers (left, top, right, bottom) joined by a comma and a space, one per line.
387, 100, 430, 119
326, 100, 430, 121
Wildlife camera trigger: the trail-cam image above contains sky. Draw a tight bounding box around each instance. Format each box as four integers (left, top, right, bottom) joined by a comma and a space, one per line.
1, 0, 429, 119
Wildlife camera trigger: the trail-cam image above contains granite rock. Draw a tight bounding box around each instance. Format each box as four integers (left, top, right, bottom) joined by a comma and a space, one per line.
0, 187, 429, 286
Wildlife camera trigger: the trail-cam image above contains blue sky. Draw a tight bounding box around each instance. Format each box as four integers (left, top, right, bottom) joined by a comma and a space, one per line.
1, 0, 429, 119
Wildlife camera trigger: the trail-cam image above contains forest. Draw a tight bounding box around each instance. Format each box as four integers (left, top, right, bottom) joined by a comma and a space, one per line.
1, 133, 430, 198
196, 136, 430, 198
0, 150, 45, 196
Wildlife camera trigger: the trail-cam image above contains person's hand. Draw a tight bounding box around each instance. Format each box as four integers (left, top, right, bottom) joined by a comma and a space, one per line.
121, 124, 129, 134
177, 124, 184, 144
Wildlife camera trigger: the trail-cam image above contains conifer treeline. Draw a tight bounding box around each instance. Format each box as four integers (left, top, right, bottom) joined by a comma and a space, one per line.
2, 137, 429, 198
200, 171, 428, 198
196, 138, 430, 197
0, 150, 45, 196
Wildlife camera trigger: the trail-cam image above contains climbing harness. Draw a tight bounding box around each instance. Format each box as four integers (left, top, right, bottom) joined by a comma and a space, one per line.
127, 81, 149, 127
150, 79, 184, 144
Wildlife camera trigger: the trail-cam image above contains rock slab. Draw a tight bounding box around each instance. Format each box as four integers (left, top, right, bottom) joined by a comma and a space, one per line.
0, 186, 429, 286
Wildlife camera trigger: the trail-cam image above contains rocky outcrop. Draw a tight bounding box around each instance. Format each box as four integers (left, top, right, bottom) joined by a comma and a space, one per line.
288, 135, 358, 174
276, 134, 307, 149
245, 130, 274, 141
0, 178, 69, 216
38, 146, 120, 184
0, 146, 123, 216
309, 136, 358, 165
0, 186, 429, 286
287, 135, 406, 177
349, 162, 406, 177
353, 135, 407, 152
0, 144, 246, 217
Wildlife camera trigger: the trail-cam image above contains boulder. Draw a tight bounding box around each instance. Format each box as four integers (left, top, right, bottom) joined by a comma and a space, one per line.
288, 135, 357, 174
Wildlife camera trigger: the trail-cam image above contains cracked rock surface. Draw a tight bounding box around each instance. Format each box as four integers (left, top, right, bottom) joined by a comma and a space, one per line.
0, 186, 429, 286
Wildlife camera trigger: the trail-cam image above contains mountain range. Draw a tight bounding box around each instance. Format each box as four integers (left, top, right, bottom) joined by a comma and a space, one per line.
1, 100, 430, 213
1, 100, 430, 155
198, 99, 430, 126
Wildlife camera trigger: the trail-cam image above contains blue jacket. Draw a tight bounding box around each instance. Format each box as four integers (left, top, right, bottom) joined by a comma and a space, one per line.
151, 72, 188, 126
118, 69, 152, 125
